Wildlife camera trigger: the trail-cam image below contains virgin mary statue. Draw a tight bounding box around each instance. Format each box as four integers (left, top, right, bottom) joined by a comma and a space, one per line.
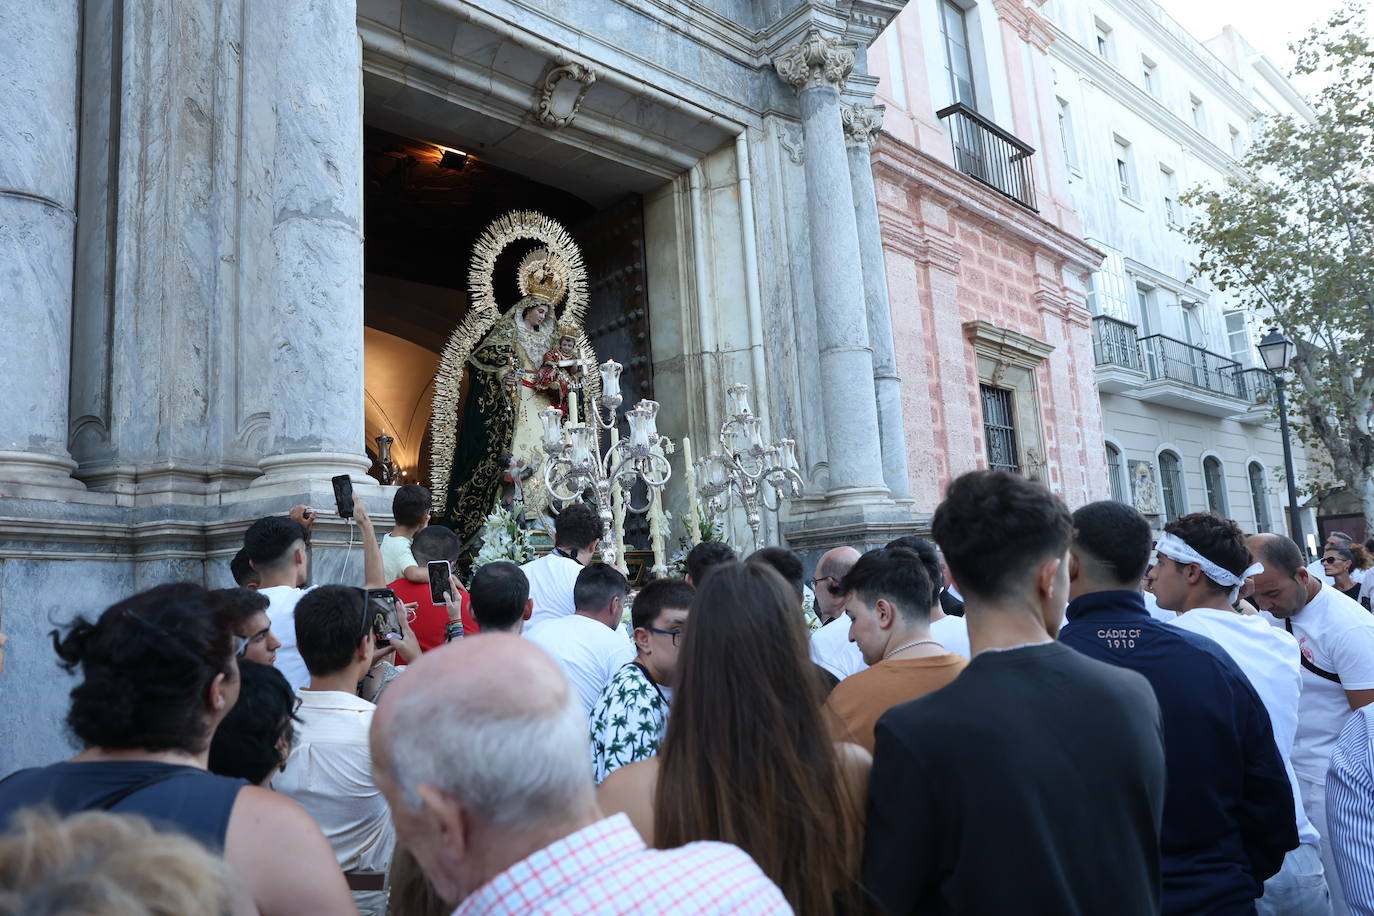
429, 212, 596, 548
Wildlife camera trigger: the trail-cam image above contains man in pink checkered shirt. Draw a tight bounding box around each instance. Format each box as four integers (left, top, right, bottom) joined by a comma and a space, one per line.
371, 634, 791, 915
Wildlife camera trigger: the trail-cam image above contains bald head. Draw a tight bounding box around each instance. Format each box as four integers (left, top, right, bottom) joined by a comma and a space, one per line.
1246, 533, 1311, 619
814, 545, 862, 623
371, 635, 593, 826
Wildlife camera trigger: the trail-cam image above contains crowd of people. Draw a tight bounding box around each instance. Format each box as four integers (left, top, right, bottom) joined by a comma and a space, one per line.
2, 472, 1374, 915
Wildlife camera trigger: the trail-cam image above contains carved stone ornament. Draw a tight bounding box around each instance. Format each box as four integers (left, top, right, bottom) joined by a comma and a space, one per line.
777, 121, 805, 165
535, 62, 597, 129
841, 102, 885, 147
772, 28, 856, 92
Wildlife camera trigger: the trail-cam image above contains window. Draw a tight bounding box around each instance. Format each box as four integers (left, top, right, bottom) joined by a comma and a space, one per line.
1224, 310, 1251, 365
1057, 98, 1077, 169
1229, 125, 1243, 156
1107, 442, 1126, 502
1203, 456, 1228, 514
1095, 20, 1113, 61
1141, 56, 1157, 95
1249, 462, 1272, 533
1160, 165, 1179, 225
1159, 451, 1185, 522
1190, 95, 1206, 132
941, 0, 978, 108
980, 385, 1020, 473
1115, 137, 1136, 199
1135, 283, 1156, 334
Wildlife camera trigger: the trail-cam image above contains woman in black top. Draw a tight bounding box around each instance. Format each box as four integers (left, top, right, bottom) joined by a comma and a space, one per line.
1322, 546, 1363, 603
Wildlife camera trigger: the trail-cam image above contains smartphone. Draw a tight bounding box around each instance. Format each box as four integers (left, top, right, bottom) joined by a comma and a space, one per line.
428, 560, 453, 605
331, 474, 355, 519
365, 587, 400, 644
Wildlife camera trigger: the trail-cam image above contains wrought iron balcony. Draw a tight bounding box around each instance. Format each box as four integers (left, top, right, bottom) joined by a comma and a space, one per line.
1092, 316, 1144, 370
1234, 367, 1275, 403
1138, 334, 1245, 399
936, 103, 1037, 211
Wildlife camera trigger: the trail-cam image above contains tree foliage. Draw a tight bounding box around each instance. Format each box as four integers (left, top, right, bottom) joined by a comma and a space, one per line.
1183, 3, 1374, 521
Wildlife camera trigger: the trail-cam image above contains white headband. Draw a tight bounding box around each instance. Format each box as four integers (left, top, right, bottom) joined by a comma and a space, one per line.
1155, 532, 1264, 603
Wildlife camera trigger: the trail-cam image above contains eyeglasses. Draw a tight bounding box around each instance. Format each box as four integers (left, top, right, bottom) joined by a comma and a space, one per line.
806, 576, 841, 594
645, 626, 684, 647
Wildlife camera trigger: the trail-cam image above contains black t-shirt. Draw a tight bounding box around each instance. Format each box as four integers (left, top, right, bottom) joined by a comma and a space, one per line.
862, 641, 1166, 916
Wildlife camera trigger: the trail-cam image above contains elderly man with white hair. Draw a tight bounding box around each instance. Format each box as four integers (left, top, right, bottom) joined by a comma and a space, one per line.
369, 634, 791, 915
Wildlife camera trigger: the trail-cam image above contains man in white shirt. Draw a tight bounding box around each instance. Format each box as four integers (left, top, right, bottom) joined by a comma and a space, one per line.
273, 585, 397, 916
809, 545, 864, 680
1156, 515, 1328, 914
525, 562, 635, 715
521, 501, 601, 631
1251, 532, 1374, 916
243, 499, 385, 691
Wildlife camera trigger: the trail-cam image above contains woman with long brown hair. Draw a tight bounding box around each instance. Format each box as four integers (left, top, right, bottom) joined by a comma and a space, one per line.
598, 561, 870, 915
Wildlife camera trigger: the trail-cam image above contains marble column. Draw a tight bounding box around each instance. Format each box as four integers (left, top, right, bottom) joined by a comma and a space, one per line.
258, 0, 371, 483
773, 30, 889, 502
843, 101, 912, 502
0, 2, 82, 488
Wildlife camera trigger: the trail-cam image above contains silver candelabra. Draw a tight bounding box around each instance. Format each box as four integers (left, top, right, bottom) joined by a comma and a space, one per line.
695, 383, 803, 550
540, 359, 672, 569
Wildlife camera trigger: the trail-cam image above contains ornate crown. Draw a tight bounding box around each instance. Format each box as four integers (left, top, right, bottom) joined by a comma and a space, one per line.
518, 248, 569, 306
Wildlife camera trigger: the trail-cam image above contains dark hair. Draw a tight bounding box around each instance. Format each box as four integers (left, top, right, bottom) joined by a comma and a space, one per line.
553, 502, 601, 551
392, 485, 432, 528
206, 587, 269, 633
1326, 545, 1356, 567
294, 585, 367, 677
1164, 512, 1252, 581
655, 562, 864, 915
230, 548, 260, 588
1072, 501, 1154, 585
884, 535, 944, 607
208, 661, 297, 785
840, 547, 934, 623
631, 577, 694, 631
932, 470, 1072, 601
1252, 534, 1305, 578
747, 547, 804, 598
573, 562, 629, 613
411, 525, 461, 566
685, 541, 736, 584
469, 562, 530, 631
50, 584, 236, 754
242, 516, 307, 572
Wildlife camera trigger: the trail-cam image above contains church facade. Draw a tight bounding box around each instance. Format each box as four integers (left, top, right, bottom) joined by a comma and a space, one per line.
1, 0, 948, 768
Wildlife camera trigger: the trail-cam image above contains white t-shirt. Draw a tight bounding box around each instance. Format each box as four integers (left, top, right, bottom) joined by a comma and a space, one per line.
1265, 584, 1374, 783
930, 614, 971, 658
521, 552, 585, 631
259, 584, 318, 691
1171, 607, 1318, 845
810, 616, 865, 681
1142, 590, 1176, 623
380, 533, 416, 584
525, 614, 635, 716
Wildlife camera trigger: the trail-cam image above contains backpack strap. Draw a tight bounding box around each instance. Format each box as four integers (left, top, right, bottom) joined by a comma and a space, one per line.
1285, 618, 1343, 685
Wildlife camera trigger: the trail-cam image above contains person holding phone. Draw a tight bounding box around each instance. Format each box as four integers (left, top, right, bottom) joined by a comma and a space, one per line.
386, 525, 477, 654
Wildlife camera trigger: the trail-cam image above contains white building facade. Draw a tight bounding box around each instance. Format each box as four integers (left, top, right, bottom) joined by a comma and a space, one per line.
1041, 0, 1317, 538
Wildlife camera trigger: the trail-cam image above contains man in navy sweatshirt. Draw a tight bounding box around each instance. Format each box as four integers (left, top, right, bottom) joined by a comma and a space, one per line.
1060, 501, 1296, 915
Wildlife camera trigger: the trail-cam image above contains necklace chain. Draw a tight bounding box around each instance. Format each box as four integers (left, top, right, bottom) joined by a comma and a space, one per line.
884, 638, 943, 660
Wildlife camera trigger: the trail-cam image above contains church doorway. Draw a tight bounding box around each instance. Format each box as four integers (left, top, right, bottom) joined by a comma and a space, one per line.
362, 124, 655, 544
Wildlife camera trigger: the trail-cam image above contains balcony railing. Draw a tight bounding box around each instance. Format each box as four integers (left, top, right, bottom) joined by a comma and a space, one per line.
1139, 334, 1246, 399
1234, 367, 1275, 403
936, 103, 1038, 211
1092, 316, 1144, 370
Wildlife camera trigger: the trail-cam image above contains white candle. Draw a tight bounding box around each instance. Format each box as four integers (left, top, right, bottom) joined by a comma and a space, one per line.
567, 389, 580, 426
649, 484, 668, 576
611, 426, 627, 565
683, 436, 701, 545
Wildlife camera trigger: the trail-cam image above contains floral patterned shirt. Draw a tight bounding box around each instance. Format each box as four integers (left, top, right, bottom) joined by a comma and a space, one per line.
590, 662, 668, 784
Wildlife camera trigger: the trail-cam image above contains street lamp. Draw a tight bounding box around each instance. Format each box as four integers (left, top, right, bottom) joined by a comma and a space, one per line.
1257, 329, 1304, 548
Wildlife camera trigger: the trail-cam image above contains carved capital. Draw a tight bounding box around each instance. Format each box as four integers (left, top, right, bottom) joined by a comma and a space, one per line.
772, 28, 855, 92
841, 102, 886, 147
535, 62, 597, 129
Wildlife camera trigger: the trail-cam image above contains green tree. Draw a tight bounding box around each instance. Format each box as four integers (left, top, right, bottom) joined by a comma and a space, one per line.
1183, 3, 1374, 522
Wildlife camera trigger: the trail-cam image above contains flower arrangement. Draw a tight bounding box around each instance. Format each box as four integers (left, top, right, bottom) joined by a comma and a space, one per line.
472, 505, 535, 569
665, 502, 729, 578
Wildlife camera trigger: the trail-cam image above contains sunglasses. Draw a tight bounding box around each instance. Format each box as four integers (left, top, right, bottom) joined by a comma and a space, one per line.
1321, 556, 1346, 564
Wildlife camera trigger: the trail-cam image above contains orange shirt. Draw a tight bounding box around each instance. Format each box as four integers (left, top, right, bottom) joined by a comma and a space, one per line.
825, 654, 969, 753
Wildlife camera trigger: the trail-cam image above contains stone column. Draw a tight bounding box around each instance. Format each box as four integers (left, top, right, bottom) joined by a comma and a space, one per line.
842, 101, 912, 502
773, 30, 889, 502
0, 2, 82, 489
257, 0, 371, 484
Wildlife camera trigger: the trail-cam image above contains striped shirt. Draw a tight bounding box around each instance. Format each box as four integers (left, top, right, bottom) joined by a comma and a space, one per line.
453, 813, 791, 915
1329, 705, 1374, 916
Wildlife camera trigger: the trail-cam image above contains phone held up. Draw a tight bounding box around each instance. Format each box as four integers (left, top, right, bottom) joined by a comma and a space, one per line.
331, 474, 355, 519
428, 560, 453, 606
365, 587, 401, 645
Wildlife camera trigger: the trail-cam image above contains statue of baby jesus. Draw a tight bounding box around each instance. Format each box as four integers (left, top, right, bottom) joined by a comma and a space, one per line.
532, 323, 585, 412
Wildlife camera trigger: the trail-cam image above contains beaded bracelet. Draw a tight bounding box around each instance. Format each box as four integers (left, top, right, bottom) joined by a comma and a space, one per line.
445, 621, 464, 641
